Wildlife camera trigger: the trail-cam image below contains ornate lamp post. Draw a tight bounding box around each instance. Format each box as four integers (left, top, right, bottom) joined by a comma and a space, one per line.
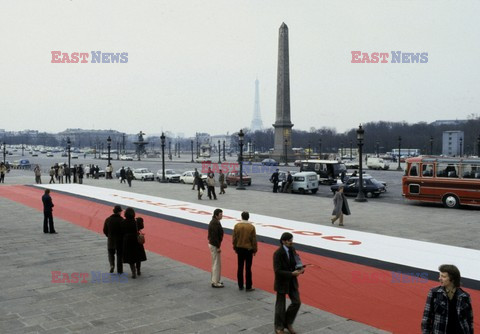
107, 136, 112, 167
190, 140, 194, 163
430, 136, 434, 155
67, 137, 71, 168
459, 137, 463, 157
218, 140, 221, 163
168, 141, 172, 160
477, 135, 480, 157
160, 133, 167, 182
397, 136, 402, 171
318, 139, 322, 159
308, 141, 311, 160
350, 140, 353, 160
2, 142, 6, 164
117, 142, 120, 160
284, 138, 289, 166
376, 140, 379, 157
355, 125, 367, 202
340, 141, 344, 158
237, 130, 245, 190
21, 144, 25, 156
222, 140, 226, 161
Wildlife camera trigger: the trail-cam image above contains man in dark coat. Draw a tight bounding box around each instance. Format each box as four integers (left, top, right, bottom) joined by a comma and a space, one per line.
42, 189, 57, 234
208, 209, 224, 288
103, 205, 125, 274
270, 169, 280, 193
120, 167, 126, 183
273, 232, 305, 334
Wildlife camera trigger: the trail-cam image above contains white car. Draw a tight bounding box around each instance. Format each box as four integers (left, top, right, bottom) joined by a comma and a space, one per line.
133, 168, 155, 181
46, 152, 54, 157
180, 171, 207, 184
156, 169, 181, 182
120, 155, 134, 161
71, 154, 79, 159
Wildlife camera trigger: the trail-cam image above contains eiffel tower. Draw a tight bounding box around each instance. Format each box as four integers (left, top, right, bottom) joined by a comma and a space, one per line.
250, 79, 264, 132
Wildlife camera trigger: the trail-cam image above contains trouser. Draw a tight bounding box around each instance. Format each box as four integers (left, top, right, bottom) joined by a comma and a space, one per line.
208, 244, 221, 284
207, 186, 216, 199
0, 173, 4, 183
236, 248, 253, 289
127, 179, 132, 187
78, 177, 83, 184
108, 248, 124, 273
49, 176, 55, 184
65, 175, 71, 183
58, 176, 63, 184
43, 211, 55, 233
331, 212, 344, 225
35, 176, 41, 184
273, 182, 279, 193
220, 183, 226, 194
274, 283, 301, 330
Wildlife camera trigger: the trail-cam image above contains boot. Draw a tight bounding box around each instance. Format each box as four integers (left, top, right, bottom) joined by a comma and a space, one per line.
136, 262, 141, 276
129, 264, 136, 279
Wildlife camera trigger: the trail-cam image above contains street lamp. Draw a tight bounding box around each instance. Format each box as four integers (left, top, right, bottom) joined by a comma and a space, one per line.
397, 136, 402, 171
376, 140, 379, 157
355, 125, 367, 202
237, 130, 245, 190
67, 137, 71, 168
318, 139, 322, 159
459, 137, 463, 157
2, 142, 6, 164
340, 141, 344, 158
223, 140, 226, 161
107, 136, 112, 167
308, 141, 311, 160
160, 133, 167, 182
284, 138, 289, 166
430, 136, 434, 155
190, 140, 194, 163
218, 140, 221, 163
477, 135, 480, 157
168, 141, 171, 160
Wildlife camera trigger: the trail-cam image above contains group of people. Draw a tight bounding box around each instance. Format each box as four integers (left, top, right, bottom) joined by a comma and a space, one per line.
118, 166, 134, 187
270, 169, 294, 193
33, 163, 115, 184
103, 205, 147, 278
207, 208, 306, 334
192, 167, 227, 200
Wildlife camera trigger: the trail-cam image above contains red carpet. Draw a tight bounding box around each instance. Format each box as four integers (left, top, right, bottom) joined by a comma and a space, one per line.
1, 185, 478, 333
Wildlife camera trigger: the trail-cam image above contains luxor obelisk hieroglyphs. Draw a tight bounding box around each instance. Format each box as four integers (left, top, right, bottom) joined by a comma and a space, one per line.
272, 23, 294, 163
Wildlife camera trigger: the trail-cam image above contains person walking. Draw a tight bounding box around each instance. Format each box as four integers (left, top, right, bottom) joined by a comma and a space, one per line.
77, 165, 84, 184
64, 164, 71, 183
120, 166, 126, 183
219, 169, 226, 194
126, 167, 134, 187
49, 167, 55, 184
421, 264, 473, 334
34, 165, 42, 184
273, 232, 305, 334
331, 185, 350, 226
134, 217, 147, 276
42, 189, 57, 234
207, 173, 217, 200
0, 162, 7, 183
72, 164, 77, 183
284, 171, 293, 193
195, 171, 205, 200
192, 168, 199, 190
122, 207, 144, 279
270, 169, 280, 193
232, 211, 257, 291
208, 209, 224, 288
103, 205, 124, 274
58, 165, 64, 184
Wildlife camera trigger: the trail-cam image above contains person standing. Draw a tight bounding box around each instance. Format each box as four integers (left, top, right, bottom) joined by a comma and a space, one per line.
49, 167, 55, 184
103, 205, 124, 274
42, 189, 57, 234
122, 207, 144, 279
331, 185, 350, 226
208, 209, 224, 288
0, 162, 7, 183
72, 164, 78, 183
126, 167, 134, 187
120, 166, 126, 183
270, 169, 280, 193
232, 211, 257, 291
34, 165, 42, 184
77, 165, 84, 184
421, 264, 473, 334
134, 217, 147, 276
207, 173, 217, 200
273, 232, 305, 334
195, 171, 205, 200
64, 164, 71, 183
219, 169, 226, 194
58, 165, 64, 184
284, 171, 293, 193
192, 168, 199, 190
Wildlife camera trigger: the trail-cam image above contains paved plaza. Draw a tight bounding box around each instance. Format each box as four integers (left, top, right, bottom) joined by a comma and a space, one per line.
0, 172, 479, 333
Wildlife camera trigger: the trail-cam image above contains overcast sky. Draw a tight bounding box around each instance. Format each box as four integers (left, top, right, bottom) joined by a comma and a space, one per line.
1, 0, 479, 138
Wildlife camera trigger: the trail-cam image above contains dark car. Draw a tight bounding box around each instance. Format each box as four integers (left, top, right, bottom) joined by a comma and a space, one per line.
330, 176, 386, 198
261, 158, 279, 166
226, 171, 252, 186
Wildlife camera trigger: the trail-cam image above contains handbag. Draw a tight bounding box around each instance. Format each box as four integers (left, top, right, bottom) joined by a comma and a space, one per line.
136, 221, 145, 245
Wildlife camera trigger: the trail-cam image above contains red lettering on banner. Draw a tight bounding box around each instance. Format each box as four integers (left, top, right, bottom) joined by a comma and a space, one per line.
322, 236, 361, 245
293, 231, 323, 236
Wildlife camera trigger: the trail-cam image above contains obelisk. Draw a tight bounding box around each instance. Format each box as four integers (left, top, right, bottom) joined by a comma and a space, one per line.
272, 22, 294, 163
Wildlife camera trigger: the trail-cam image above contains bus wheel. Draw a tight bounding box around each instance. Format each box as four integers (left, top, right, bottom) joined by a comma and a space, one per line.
442, 194, 460, 208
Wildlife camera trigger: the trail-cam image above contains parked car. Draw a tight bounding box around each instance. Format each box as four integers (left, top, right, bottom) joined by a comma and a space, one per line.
115, 167, 133, 178
261, 158, 278, 166
46, 152, 54, 157
11, 159, 31, 169
367, 157, 390, 170
100, 154, 109, 160
180, 171, 207, 184
120, 155, 134, 161
71, 154, 79, 159
226, 171, 252, 186
290, 171, 319, 194
156, 169, 181, 182
331, 175, 386, 198
133, 168, 155, 181
344, 160, 360, 169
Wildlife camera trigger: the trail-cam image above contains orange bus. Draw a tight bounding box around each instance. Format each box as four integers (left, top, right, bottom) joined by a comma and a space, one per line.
402, 156, 480, 208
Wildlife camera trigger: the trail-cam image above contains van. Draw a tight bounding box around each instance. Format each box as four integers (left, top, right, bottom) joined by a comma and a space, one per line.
291, 171, 319, 194
367, 157, 390, 170
299, 159, 347, 184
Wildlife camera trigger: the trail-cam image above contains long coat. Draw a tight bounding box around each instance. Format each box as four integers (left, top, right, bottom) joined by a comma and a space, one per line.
273, 246, 299, 294
332, 192, 350, 217
122, 218, 147, 264
103, 213, 124, 250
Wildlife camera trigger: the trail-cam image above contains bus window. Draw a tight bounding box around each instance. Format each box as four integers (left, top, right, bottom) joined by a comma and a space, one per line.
409, 163, 419, 176
422, 164, 433, 177
462, 163, 480, 179
437, 163, 459, 178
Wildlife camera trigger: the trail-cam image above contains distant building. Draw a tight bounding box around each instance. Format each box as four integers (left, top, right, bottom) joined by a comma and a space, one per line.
442, 131, 464, 156
431, 119, 467, 126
